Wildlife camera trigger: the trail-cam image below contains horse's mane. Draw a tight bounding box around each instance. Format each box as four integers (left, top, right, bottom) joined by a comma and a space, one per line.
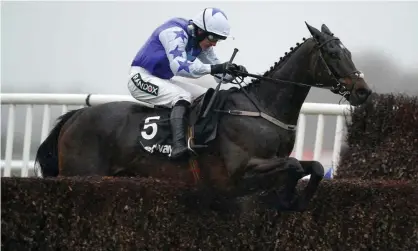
245, 36, 311, 91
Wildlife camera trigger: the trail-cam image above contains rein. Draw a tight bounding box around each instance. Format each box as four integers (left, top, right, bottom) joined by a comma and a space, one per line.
211, 38, 363, 131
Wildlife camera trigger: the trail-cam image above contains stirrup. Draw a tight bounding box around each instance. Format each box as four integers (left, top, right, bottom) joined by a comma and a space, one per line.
187, 137, 207, 156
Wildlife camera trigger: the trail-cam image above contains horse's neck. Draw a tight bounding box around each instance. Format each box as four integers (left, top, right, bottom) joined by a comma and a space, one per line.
248, 39, 316, 125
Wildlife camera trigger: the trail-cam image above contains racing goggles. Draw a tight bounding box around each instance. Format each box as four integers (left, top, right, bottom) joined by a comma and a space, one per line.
206, 32, 227, 43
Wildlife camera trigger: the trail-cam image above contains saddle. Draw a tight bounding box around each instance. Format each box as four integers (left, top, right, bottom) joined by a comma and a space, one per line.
136, 87, 236, 159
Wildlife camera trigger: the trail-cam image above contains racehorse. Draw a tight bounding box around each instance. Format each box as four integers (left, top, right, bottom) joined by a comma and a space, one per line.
35, 23, 372, 212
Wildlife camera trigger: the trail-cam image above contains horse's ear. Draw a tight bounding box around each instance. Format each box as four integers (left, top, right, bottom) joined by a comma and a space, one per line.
321, 24, 334, 36
305, 22, 323, 41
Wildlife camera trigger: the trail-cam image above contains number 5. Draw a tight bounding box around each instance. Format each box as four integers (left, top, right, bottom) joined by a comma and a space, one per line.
141, 116, 160, 140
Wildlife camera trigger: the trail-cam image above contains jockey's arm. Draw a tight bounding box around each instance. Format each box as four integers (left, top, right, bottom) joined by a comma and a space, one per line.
159, 27, 211, 79
198, 47, 235, 83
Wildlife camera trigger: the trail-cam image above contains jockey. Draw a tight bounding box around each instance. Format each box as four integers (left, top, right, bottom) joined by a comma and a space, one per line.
127, 7, 248, 159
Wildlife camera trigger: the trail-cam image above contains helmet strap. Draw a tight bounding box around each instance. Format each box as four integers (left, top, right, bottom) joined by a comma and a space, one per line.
202, 8, 208, 32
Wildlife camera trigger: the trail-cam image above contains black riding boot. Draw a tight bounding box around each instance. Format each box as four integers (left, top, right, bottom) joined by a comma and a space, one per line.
170, 101, 190, 159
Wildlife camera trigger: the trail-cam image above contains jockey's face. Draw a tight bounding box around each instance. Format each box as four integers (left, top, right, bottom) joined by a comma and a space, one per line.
196, 29, 224, 50
199, 38, 218, 50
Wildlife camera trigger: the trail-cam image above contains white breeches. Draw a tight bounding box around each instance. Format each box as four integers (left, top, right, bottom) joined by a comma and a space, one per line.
127, 66, 207, 108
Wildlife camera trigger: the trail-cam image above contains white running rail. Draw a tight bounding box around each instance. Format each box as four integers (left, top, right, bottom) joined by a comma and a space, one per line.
1, 93, 353, 178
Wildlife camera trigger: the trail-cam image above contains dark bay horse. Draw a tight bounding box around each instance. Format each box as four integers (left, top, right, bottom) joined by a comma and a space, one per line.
35, 23, 372, 212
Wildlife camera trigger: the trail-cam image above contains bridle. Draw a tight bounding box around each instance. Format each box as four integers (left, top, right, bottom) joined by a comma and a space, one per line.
314, 37, 364, 101
208, 37, 364, 131
231, 37, 364, 99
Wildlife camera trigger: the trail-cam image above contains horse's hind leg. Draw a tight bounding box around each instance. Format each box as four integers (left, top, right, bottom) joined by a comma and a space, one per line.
58, 124, 110, 176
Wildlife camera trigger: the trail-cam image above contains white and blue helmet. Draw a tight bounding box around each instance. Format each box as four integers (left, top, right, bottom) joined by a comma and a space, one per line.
192, 7, 230, 39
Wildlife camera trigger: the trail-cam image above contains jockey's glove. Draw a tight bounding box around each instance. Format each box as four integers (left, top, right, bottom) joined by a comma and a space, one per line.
233, 65, 248, 76
210, 62, 248, 76
210, 62, 230, 75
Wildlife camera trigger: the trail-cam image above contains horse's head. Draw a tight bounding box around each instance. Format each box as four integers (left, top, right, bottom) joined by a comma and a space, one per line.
305, 22, 372, 106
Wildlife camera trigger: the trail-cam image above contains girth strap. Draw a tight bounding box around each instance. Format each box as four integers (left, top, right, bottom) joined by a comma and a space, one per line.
214, 109, 297, 131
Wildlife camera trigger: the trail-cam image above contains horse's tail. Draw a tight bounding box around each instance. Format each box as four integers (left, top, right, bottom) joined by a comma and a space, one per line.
35, 108, 84, 177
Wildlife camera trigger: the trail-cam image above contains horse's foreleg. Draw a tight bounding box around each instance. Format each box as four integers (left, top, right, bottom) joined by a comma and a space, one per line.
245, 157, 306, 211
219, 134, 304, 204
230, 156, 286, 193
230, 157, 304, 203
255, 159, 325, 212
290, 160, 324, 211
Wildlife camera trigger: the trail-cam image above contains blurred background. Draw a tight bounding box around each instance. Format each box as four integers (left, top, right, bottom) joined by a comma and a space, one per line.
2, 1, 418, 175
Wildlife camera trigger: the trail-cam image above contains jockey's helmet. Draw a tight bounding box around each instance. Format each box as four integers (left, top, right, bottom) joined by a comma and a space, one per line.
192, 7, 230, 41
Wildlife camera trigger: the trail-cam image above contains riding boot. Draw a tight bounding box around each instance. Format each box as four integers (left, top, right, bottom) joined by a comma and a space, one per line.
170, 101, 190, 159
